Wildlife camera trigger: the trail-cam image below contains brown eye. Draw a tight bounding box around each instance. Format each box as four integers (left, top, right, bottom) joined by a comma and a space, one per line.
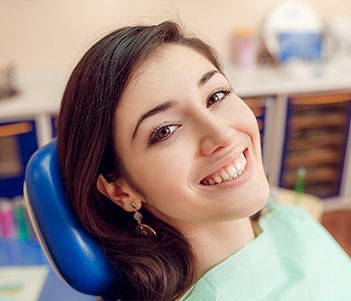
156, 127, 171, 140
207, 93, 222, 107
207, 89, 232, 108
147, 123, 180, 145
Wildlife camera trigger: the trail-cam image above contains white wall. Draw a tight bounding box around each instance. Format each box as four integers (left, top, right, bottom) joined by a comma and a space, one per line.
1, 0, 351, 70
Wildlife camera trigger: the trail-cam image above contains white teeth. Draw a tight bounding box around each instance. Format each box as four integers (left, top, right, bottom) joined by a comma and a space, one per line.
227, 165, 238, 178
202, 152, 247, 186
213, 174, 223, 184
220, 170, 230, 180
236, 163, 243, 175
208, 178, 216, 185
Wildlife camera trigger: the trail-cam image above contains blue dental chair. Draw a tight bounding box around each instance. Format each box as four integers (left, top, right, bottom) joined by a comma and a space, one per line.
24, 139, 123, 300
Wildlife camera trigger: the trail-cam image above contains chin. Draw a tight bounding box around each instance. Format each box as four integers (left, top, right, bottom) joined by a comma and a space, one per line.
248, 179, 270, 216
257, 181, 270, 209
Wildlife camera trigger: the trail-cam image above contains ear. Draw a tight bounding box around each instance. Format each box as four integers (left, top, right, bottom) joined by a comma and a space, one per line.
96, 174, 141, 212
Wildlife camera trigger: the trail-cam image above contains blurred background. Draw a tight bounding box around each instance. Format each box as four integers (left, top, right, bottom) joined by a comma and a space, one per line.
0, 1, 351, 299
0, 0, 351, 70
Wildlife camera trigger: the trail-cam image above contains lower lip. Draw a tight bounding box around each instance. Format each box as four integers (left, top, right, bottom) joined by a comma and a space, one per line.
200, 149, 253, 189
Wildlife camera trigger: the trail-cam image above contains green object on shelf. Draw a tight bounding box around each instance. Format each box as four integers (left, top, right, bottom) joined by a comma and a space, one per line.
294, 167, 306, 204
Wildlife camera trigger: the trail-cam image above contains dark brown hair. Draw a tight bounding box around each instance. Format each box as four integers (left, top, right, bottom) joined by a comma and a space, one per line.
57, 20, 222, 300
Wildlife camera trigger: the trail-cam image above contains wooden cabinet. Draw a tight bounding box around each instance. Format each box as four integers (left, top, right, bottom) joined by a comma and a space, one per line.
279, 91, 351, 198
0, 121, 38, 198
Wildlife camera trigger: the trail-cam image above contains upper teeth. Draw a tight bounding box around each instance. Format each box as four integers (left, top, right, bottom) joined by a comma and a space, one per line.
202, 153, 247, 185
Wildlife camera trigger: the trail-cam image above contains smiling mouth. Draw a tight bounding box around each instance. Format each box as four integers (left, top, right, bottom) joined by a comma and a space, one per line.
201, 152, 247, 185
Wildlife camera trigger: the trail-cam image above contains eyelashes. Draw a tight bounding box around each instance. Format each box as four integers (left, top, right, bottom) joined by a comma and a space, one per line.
147, 87, 233, 146
207, 88, 232, 108
147, 122, 181, 145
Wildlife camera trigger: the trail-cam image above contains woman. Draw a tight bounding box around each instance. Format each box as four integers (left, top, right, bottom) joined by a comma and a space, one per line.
57, 21, 351, 300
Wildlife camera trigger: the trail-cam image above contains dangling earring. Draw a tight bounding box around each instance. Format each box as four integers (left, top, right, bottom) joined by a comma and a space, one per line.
131, 202, 157, 239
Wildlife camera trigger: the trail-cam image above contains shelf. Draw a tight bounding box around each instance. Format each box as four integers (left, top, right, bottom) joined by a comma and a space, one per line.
279, 92, 351, 198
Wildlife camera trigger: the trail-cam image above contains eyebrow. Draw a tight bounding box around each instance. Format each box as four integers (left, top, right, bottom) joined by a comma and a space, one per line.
132, 69, 220, 140
198, 70, 219, 87
132, 101, 177, 139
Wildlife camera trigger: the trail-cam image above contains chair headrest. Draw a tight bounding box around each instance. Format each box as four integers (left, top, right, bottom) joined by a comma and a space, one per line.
24, 139, 123, 297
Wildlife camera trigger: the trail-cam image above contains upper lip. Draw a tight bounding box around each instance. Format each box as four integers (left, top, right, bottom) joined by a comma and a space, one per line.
198, 147, 248, 183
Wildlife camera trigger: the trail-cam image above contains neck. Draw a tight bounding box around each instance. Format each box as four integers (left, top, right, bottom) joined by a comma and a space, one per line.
184, 218, 255, 276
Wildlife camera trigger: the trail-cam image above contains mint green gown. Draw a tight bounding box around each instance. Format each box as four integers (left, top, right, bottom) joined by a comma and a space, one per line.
180, 204, 351, 301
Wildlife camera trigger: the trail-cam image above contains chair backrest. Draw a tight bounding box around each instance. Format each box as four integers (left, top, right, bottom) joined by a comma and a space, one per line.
24, 139, 123, 298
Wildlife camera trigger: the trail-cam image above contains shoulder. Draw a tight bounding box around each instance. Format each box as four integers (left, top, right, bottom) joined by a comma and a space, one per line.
258, 204, 351, 300
259, 203, 327, 242
259, 202, 322, 232
181, 204, 351, 301
259, 203, 351, 265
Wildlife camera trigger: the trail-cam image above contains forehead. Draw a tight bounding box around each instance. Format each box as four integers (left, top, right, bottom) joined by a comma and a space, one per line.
116, 44, 216, 113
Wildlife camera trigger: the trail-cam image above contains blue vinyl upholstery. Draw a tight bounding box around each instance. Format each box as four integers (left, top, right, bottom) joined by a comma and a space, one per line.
24, 139, 122, 298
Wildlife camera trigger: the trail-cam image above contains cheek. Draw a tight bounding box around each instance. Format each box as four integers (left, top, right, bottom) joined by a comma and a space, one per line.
241, 105, 260, 138
226, 102, 261, 139
126, 148, 193, 201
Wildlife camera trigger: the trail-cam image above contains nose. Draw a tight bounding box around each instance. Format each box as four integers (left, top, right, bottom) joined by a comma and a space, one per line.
197, 113, 237, 156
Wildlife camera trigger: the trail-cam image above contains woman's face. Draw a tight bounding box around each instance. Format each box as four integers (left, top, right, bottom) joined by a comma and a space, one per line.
114, 45, 269, 230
